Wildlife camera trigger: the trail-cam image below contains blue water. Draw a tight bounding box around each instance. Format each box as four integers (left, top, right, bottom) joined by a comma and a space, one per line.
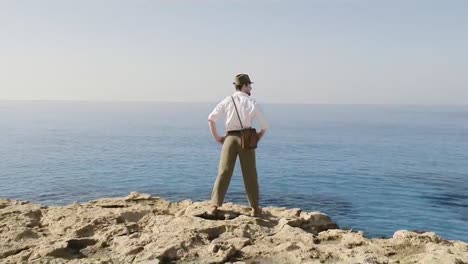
1, 101, 467, 241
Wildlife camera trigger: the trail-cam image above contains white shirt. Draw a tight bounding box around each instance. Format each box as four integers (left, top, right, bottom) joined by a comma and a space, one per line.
208, 91, 269, 132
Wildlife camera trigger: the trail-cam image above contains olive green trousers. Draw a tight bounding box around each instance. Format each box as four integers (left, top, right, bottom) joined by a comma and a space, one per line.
211, 134, 259, 208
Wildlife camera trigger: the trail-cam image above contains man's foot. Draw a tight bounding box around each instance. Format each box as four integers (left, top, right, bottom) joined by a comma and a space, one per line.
250, 207, 262, 217
207, 205, 218, 216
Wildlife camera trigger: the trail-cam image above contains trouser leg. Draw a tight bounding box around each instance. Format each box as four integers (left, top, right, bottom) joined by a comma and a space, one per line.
210, 136, 239, 207
239, 148, 259, 208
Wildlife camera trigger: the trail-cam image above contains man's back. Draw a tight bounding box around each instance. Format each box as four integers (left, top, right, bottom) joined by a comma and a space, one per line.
208, 91, 269, 132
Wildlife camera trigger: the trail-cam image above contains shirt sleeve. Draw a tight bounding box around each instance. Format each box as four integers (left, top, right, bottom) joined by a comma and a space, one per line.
254, 102, 269, 130
208, 100, 225, 122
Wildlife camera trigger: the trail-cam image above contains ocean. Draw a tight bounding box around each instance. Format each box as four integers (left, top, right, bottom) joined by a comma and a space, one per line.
1, 101, 467, 241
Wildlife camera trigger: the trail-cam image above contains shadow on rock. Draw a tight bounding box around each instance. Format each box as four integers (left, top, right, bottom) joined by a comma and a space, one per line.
194, 209, 241, 220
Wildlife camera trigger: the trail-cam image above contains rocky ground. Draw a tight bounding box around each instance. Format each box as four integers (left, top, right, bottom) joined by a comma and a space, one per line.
1, 192, 466, 264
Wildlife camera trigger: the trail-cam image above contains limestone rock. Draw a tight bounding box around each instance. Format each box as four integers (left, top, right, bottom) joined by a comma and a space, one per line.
0, 192, 466, 264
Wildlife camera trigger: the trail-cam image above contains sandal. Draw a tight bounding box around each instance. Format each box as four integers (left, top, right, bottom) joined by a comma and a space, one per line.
250, 207, 262, 217
207, 205, 218, 216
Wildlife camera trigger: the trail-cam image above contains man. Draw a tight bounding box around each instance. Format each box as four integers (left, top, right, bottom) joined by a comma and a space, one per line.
207, 73, 269, 217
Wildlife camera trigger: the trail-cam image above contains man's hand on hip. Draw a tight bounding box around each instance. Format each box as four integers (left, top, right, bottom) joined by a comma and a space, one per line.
215, 135, 225, 145
257, 129, 266, 141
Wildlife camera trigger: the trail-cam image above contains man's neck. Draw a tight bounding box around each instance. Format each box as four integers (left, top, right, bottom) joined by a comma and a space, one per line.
235, 91, 250, 97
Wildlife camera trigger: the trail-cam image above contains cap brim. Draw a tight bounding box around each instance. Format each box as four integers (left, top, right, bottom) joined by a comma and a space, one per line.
233, 82, 254, 85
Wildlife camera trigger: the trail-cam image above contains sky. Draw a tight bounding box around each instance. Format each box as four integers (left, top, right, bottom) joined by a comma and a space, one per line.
0, 0, 467, 105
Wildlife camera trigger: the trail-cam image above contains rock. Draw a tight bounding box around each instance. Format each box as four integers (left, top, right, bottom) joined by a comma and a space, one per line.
208, 243, 219, 253
0, 193, 466, 263
14, 228, 40, 240
125, 192, 153, 201
125, 222, 140, 234
393, 230, 445, 244
275, 242, 301, 251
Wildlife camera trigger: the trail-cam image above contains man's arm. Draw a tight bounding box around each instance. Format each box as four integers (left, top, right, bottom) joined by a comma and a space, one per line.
208, 101, 226, 144
208, 120, 224, 144
257, 128, 267, 141
254, 103, 269, 141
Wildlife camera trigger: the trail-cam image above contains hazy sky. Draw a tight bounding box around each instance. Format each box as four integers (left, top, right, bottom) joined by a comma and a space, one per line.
1, 0, 467, 104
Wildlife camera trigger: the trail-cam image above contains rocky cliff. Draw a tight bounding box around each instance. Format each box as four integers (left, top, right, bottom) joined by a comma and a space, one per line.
1, 192, 466, 264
